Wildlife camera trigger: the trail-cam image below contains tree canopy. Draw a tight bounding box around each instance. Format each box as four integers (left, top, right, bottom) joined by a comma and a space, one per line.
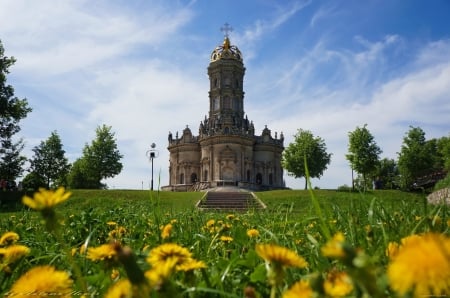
0, 39, 32, 181
68, 125, 123, 189
29, 131, 70, 188
346, 124, 382, 190
397, 126, 446, 189
282, 129, 332, 189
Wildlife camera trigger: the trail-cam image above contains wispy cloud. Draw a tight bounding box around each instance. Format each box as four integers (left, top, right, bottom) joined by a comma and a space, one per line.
2, 0, 449, 190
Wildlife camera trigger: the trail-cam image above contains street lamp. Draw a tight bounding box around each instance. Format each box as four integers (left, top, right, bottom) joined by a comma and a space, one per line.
146, 143, 159, 191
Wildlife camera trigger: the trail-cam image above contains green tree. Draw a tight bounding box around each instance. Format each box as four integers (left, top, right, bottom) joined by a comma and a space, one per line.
282, 129, 332, 189
437, 135, 450, 171
397, 128, 449, 190
68, 125, 123, 189
0, 40, 32, 181
346, 124, 382, 191
397, 126, 436, 189
67, 158, 98, 189
29, 131, 71, 189
374, 158, 399, 189
21, 172, 46, 192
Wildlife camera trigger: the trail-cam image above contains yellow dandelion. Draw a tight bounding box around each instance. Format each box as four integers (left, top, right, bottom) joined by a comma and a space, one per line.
176, 259, 207, 272
385, 241, 399, 259
107, 221, 118, 226
255, 244, 308, 268
146, 243, 192, 267
161, 223, 173, 240
8, 265, 73, 297
104, 278, 133, 298
226, 214, 235, 220
323, 270, 354, 297
22, 187, 71, 210
87, 243, 118, 261
170, 219, 177, 224
220, 236, 233, 243
387, 232, 450, 297
108, 226, 127, 239
0, 245, 30, 268
111, 268, 120, 280
247, 229, 260, 238
321, 232, 346, 259
145, 257, 178, 287
0, 232, 19, 246
282, 280, 314, 298
206, 219, 215, 228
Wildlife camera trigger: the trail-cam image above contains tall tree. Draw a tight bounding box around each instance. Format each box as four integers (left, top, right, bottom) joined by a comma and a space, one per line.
437, 135, 450, 171
29, 131, 71, 188
282, 129, 332, 189
0, 39, 32, 181
374, 158, 399, 189
346, 124, 382, 191
397, 126, 438, 189
68, 125, 123, 189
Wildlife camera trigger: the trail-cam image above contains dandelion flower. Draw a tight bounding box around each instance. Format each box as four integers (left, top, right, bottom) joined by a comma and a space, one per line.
0, 245, 30, 267
283, 280, 314, 298
22, 187, 71, 211
111, 268, 120, 280
387, 232, 450, 297
226, 214, 235, 220
145, 257, 178, 288
108, 226, 127, 239
146, 243, 192, 268
206, 219, 215, 228
246, 229, 260, 238
8, 265, 73, 297
176, 259, 207, 272
87, 243, 118, 261
256, 244, 308, 268
385, 241, 399, 259
323, 270, 353, 297
220, 236, 233, 243
104, 279, 132, 298
321, 232, 346, 259
0, 232, 19, 246
161, 223, 173, 240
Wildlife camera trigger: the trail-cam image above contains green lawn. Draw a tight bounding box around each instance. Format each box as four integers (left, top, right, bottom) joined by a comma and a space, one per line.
0, 188, 447, 297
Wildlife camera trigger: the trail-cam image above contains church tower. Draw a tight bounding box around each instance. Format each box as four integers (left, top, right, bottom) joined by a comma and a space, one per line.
165, 25, 284, 191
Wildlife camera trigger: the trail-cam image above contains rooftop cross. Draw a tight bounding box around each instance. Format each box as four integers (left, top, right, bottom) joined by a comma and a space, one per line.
220, 23, 233, 38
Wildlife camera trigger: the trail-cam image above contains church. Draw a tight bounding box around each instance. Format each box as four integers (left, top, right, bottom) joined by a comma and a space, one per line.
164, 27, 285, 191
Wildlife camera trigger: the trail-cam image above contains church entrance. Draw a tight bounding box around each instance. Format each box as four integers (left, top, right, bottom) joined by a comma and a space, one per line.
222, 166, 234, 181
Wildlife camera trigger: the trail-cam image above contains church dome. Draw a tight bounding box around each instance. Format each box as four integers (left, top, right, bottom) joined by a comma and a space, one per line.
210, 37, 243, 62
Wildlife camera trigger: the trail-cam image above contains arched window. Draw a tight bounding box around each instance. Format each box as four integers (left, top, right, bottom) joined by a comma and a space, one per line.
269, 173, 273, 185
191, 173, 197, 183
179, 173, 184, 184
246, 170, 251, 182
256, 173, 262, 185
203, 170, 208, 181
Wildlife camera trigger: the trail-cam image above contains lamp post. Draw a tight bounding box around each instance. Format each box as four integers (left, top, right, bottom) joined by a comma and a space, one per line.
146, 143, 159, 191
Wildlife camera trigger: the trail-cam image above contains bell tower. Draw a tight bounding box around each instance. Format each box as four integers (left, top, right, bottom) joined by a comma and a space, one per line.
206, 23, 246, 135
166, 24, 285, 191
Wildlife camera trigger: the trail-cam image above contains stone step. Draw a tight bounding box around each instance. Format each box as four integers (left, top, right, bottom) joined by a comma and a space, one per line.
197, 191, 264, 211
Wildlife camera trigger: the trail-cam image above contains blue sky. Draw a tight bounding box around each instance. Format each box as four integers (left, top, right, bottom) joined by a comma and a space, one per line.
1, 0, 449, 190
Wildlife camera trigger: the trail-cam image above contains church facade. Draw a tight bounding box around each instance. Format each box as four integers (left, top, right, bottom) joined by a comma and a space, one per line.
164, 33, 285, 191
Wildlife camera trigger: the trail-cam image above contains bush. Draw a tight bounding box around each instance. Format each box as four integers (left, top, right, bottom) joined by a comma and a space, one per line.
434, 172, 450, 190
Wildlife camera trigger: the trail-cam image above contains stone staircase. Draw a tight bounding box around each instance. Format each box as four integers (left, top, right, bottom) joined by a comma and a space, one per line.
197, 191, 265, 211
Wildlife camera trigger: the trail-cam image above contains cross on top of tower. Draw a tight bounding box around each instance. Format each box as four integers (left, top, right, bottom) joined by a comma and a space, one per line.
220, 23, 233, 38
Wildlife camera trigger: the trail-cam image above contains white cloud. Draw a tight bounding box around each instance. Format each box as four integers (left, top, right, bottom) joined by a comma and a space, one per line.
2, 1, 449, 190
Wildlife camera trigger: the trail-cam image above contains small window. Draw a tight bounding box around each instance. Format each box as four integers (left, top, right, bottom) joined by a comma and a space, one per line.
179, 173, 184, 184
